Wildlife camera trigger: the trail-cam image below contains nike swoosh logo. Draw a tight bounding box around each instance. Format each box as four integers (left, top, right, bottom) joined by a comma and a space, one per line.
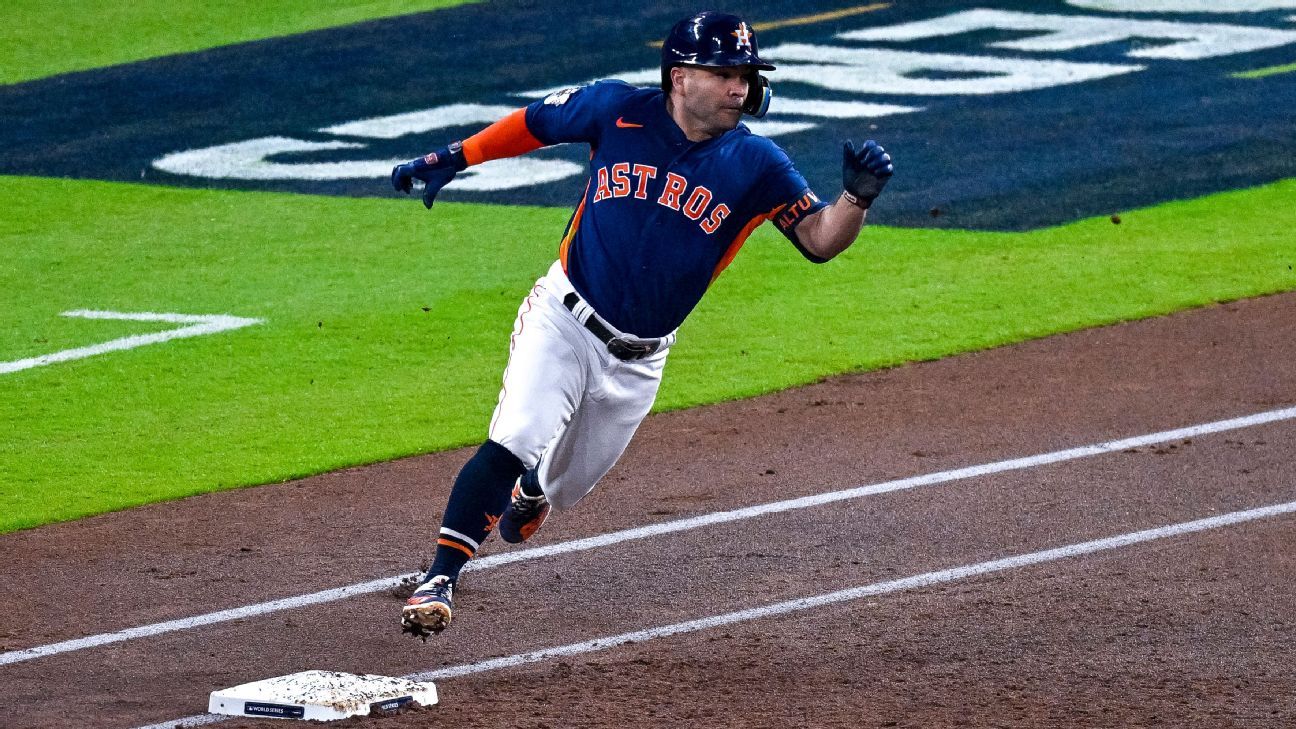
615, 117, 644, 128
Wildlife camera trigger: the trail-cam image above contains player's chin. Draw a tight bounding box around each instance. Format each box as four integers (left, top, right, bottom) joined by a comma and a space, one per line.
715, 107, 743, 128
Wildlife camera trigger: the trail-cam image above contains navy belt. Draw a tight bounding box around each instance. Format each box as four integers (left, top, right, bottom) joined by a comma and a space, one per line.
562, 292, 661, 361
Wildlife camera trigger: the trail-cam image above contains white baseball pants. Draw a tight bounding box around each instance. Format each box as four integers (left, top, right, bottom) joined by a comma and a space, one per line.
488, 261, 671, 511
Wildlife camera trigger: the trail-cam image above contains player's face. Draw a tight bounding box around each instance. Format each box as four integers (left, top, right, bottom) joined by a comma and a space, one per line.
672, 65, 753, 138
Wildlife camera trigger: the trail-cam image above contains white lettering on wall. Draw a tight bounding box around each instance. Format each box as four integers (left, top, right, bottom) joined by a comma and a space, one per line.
840, 9, 1296, 60
153, 136, 582, 189
154, 137, 391, 180
321, 104, 518, 139
763, 44, 1141, 95
1067, 0, 1296, 12
151, 9, 1294, 184
771, 99, 922, 119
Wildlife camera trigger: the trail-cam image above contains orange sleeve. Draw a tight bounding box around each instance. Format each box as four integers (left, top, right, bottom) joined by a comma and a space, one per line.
460, 108, 545, 166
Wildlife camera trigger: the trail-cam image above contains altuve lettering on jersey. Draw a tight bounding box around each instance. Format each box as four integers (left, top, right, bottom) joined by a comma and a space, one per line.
775, 190, 824, 231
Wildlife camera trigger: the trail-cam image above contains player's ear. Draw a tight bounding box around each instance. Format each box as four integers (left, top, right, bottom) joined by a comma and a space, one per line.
669, 66, 689, 95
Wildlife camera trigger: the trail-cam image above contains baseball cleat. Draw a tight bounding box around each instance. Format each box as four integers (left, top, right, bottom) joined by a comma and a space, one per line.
401, 575, 453, 639
498, 475, 550, 544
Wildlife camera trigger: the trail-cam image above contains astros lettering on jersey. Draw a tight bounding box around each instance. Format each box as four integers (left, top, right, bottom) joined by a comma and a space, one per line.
525, 80, 828, 339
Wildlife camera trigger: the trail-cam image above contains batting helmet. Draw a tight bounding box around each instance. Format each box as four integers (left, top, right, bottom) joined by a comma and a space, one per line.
660, 11, 775, 118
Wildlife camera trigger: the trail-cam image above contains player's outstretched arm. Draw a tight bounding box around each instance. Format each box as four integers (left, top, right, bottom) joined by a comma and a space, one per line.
795, 139, 893, 260
390, 108, 546, 209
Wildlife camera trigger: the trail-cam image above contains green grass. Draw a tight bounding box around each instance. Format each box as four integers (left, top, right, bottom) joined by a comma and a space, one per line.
2, 175, 1295, 533
2, 0, 477, 85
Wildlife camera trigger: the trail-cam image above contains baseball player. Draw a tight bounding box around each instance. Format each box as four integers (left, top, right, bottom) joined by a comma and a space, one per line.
394, 10, 893, 637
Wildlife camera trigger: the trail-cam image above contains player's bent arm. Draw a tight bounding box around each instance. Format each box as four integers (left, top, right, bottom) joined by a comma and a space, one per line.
790, 138, 895, 259
793, 196, 868, 262
787, 138, 894, 262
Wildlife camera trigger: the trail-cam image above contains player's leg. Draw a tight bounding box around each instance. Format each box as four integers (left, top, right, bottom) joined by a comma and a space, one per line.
403, 284, 588, 636
401, 438, 524, 637
545, 351, 666, 509
500, 345, 667, 542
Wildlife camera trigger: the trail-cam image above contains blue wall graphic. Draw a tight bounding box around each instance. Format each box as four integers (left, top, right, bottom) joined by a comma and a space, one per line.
2, 0, 1294, 230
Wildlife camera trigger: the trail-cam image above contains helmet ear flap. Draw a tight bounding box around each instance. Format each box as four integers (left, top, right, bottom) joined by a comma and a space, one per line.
743, 73, 772, 118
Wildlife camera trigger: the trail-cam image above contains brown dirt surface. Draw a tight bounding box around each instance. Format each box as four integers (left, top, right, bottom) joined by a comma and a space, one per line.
3, 292, 1296, 729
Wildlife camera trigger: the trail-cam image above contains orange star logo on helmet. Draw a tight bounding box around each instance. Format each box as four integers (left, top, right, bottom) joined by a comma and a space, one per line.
732, 23, 752, 50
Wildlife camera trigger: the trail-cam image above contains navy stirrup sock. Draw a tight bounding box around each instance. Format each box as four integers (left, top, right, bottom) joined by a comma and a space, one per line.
519, 467, 543, 497
428, 439, 526, 582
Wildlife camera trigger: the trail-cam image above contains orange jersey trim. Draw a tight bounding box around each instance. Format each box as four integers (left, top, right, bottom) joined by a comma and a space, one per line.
461, 108, 544, 166
559, 177, 593, 270
709, 204, 783, 285
562, 184, 593, 269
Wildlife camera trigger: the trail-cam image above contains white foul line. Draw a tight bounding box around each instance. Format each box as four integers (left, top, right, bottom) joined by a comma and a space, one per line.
134, 497, 1296, 729
0, 310, 263, 375
2, 405, 1294, 669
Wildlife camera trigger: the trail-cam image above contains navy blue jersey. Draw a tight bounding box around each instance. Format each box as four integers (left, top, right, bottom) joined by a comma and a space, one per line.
524, 81, 827, 338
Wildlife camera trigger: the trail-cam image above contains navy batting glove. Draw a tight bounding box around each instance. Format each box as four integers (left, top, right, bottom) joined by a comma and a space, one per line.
841, 139, 894, 210
391, 142, 468, 209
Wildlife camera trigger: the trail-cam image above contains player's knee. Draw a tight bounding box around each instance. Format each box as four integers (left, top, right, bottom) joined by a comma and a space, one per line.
487, 431, 545, 470
477, 439, 525, 471
540, 473, 597, 512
